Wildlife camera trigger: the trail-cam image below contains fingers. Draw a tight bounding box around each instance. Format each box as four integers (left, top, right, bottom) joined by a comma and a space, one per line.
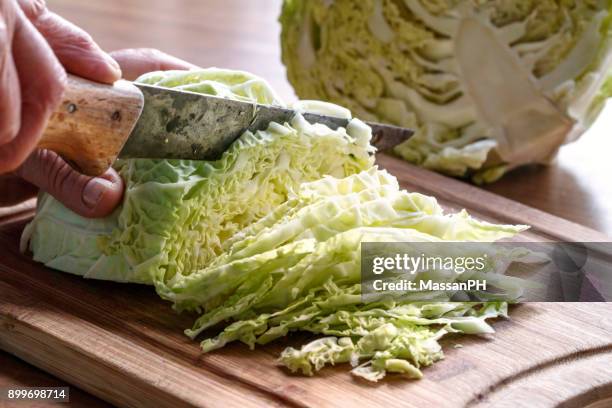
17, 149, 124, 217
18, 0, 121, 84
0, 3, 66, 174
0, 10, 21, 146
110, 48, 198, 80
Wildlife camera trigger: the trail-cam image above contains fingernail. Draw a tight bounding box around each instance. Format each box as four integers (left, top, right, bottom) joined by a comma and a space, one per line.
83, 178, 110, 208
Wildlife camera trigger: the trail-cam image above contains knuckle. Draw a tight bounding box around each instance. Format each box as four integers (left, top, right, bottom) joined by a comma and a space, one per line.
52, 17, 96, 50
37, 149, 69, 192
43, 12, 98, 53
142, 48, 164, 59
18, 0, 48, 21
28, 148, 48, 176
74, 29, 96, 49
32, 0, 47, 17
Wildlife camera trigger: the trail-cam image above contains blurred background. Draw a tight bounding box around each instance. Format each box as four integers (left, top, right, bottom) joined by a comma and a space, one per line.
47, 0, 612, 235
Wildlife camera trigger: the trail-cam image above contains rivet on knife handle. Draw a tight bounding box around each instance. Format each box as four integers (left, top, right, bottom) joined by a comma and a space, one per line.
38, 74, 144, 176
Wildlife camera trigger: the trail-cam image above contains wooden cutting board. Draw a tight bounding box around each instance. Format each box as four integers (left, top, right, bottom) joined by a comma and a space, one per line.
1, 154, 611, 408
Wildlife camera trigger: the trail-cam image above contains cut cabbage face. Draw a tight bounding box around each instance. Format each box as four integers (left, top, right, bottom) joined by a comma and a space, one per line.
22, 68, 531, 381
21, 69, 375, 284
280, 0, 612, 182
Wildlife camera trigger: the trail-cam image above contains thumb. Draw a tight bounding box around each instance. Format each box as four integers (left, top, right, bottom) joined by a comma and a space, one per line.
17, 149, 124, 218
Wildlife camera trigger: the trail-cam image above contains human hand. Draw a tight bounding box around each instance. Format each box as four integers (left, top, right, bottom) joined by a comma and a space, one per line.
0, 0, 195, 217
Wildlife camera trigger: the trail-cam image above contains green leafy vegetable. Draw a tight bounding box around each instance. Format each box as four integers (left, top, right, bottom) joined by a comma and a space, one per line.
22, 68, 532, 381
280, 0, 612, 182
22, 68, 374, 284
158, 167, 533, 381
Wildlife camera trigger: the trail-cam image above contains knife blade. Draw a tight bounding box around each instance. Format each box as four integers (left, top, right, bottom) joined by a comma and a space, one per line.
39, 75, 413, 176
120, 83, 412, 160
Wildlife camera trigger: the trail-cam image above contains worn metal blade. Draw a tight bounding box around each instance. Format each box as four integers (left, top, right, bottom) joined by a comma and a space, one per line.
119, 84, 413, 160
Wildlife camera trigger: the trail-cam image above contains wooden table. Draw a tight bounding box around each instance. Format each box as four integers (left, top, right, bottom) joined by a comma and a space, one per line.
2, 0, 612, 406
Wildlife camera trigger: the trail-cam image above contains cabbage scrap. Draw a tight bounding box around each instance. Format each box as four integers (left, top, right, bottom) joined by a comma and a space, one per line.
22, 68, 530, 381
280, 0, 612, 182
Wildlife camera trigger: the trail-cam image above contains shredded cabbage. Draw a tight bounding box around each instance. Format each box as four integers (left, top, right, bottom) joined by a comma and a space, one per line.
280, 0, 612, 182
22, 68, 531, 381
159, 167, 533, 381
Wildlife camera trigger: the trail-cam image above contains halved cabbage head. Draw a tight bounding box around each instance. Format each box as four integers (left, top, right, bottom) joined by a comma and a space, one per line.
280, 0, 612, 182
21, 68, 375, 284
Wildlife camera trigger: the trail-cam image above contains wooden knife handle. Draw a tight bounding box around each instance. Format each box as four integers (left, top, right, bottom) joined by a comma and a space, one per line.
38, 74, 144, 176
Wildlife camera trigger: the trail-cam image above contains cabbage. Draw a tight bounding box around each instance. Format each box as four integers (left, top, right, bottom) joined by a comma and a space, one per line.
21, 69, 374, 284
280, 0, 612, 182
159, 167, 532, 381
22, 68, 531, 381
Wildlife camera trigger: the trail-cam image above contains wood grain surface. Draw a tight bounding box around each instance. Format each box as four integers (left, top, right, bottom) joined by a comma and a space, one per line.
0, 352, 110, 408
2, 0, 612, 406
1, 155, 612, 408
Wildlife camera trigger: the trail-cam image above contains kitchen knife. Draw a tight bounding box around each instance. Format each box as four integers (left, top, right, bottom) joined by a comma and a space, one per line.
39, 75, 414, 176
